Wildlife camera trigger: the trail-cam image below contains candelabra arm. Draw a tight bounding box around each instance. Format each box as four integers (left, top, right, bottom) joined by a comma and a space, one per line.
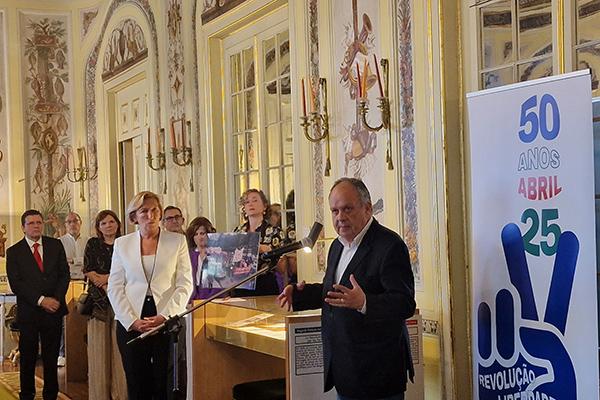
146, 152, 166, 171
171, 147, 192, 167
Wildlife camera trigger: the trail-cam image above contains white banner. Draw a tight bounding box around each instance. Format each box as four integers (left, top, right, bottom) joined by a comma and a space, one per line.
467, 71, 598, 400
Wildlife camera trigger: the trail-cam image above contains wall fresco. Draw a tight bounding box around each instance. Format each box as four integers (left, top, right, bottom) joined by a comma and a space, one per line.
81, 7, 99, 39
397, 0, 420, 284
102, 18, 148, 81
0, 11, 9, 254
20, 12, 73, 237
333, 0, 385, 215
166, 0, 191, 216
85, 0, 160, 218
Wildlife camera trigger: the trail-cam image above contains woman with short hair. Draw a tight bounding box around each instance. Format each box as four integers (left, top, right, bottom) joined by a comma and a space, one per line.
108, 191, 193, 400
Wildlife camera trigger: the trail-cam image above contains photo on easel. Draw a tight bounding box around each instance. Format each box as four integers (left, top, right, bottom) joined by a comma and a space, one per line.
202, 232, 260, 291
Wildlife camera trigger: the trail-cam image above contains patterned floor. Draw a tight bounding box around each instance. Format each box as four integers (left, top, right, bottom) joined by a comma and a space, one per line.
0, 371, 70, 400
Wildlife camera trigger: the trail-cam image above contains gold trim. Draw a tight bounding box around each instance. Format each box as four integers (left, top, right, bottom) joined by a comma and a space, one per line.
557, 0, 565, 73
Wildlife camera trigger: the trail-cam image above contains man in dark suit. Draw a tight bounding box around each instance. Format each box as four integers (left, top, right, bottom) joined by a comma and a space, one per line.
7, 210, 70, 400
279, 178, 416, 400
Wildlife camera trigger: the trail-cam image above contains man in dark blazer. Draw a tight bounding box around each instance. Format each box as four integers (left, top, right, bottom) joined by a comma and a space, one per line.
7, 210, 70, 400
279, 178, 416, 400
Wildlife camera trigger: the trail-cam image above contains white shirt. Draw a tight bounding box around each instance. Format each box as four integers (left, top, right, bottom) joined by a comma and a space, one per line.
25, 236, 43, 259
59, 233, 88, 264
334, 217, 373, 314
334, 217, 373, 284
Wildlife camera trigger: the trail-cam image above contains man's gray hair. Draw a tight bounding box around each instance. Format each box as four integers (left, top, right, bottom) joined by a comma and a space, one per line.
330, 177, 372, 205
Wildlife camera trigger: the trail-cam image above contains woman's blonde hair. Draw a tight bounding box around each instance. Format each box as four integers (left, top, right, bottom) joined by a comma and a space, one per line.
126, 191, 163, 224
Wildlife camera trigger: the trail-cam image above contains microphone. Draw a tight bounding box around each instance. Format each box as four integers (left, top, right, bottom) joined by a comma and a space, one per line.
260, 222, 323, 261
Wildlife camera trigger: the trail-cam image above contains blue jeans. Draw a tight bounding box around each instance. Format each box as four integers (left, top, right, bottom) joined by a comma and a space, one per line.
337, 394, 404, 400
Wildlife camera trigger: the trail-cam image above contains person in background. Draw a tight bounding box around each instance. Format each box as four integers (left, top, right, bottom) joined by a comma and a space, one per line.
234, 189, 286, 296
278, 190, 297, 285
162, 205, 185, 234
186, 217, 218, 300
83, 210, 127, 400
268, 203, 282, 228
57, 211, 89, 367
108, 191, 193, 400
278, 178, 415, 400
6, 210, 70, 400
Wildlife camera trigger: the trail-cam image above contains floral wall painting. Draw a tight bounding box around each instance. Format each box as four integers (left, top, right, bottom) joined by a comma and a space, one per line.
397, 0, 420, 285
80, 7, 99, 38
102, 18, 148, 81
333, 0, 385, 215
20, 12, 73, 237
0, 11, 8, 219
201, 0, 249, 24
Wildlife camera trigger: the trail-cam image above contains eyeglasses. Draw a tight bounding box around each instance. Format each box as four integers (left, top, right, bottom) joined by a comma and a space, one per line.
164, 215, 183, 222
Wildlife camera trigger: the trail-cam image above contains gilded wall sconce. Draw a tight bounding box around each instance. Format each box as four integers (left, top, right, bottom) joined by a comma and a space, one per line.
300, 77, 331, 176
66, 146, 98, 202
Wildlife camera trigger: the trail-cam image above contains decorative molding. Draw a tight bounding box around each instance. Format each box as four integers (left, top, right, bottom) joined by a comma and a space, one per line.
201, 0, 248, 25
192, 0, 203, 215
397, 0, 421, 284
20, 12, 73, 237
102, 18, 148, 81
80, 7, 99, 38
85, 0, 161, 217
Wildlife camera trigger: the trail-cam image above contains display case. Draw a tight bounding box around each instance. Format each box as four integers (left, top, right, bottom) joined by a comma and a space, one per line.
204, 297, 317, 359
191, 296, 423, 400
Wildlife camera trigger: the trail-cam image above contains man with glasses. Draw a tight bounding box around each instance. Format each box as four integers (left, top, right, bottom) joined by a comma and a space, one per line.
162, 206, 185, 234
58, 211, 88, 367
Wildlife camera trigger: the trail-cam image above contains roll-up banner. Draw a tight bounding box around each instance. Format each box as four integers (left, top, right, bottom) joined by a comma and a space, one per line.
467, 70, 598, 400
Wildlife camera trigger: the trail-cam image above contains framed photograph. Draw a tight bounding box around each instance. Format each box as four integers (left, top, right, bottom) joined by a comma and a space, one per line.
202, 232, 260, 290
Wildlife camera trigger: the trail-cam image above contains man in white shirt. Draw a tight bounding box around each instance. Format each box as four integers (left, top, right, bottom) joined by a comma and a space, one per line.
278, 178, 416, 400
59, 212, 88, 280
57, 212, 88, 367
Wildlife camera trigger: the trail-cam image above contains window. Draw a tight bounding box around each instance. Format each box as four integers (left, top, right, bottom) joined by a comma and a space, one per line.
574, 0, 600, 93
479, 0, 553, 89
224, 16, 293, 229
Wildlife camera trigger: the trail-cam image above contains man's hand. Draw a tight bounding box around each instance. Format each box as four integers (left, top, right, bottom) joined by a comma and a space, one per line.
278, 281, 305, 311
325, 274, 366, 310
40, 297, 60, 313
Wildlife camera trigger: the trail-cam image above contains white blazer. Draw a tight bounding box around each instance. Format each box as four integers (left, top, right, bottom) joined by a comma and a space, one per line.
107, 229, 193, 330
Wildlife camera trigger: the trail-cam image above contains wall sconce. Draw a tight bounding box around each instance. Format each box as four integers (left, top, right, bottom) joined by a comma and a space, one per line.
300, 77, 331, 176
66, 146, 98, 202
170, 118, 194, 192
357, 57, 394, 170
146, 127, 167, 194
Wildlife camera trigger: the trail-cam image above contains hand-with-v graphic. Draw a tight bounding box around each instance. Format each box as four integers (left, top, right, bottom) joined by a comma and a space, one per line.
477, 223, 578, 400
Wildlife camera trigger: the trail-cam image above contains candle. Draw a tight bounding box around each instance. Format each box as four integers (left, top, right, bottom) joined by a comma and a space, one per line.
301, 78, 307, 117
356, 62, 362, 98
373, 54, 384, 97
147, 127, 151, 156
77, 147, 84, 169
362, 58, 369, 98
186, 120, 191, 147
309, 79, 316, 112
159, 128, 165, 153
170, 119, 176, 149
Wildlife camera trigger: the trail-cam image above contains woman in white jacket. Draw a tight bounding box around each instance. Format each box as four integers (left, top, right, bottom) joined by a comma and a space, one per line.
108, 191, 192, 400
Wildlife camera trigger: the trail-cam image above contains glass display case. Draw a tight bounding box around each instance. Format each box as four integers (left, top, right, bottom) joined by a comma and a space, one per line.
204, 296, 319, 359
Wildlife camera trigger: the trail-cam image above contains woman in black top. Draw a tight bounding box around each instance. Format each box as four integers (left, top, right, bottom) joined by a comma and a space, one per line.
83, 210, 126, 400
234, 189, 286, 296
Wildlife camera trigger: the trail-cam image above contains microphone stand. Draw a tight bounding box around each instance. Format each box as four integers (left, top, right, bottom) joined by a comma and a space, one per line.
127, 254, 283, 399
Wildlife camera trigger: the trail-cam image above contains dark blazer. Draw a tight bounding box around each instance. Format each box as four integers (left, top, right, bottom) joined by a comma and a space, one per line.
6, 236, 70, 323
293, 219, 416, 398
